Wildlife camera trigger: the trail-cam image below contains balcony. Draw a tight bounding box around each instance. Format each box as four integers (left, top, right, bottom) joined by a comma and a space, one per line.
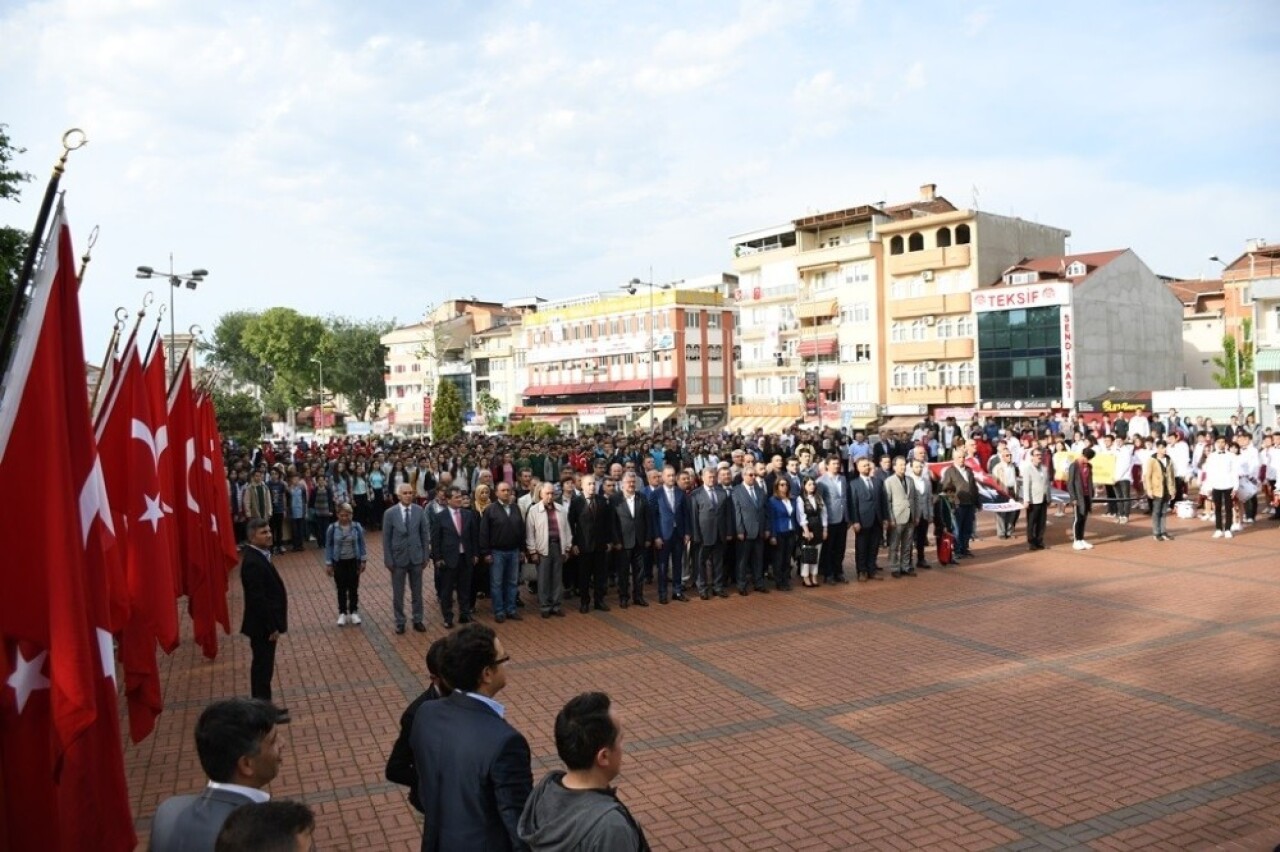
887, 386, 976, 406
887, 244, 971, 276
888, 292, 972, 319
888, 338, 975, 362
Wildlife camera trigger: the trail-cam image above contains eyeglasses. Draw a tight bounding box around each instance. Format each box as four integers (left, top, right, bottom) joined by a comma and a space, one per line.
490, 655, 511, 667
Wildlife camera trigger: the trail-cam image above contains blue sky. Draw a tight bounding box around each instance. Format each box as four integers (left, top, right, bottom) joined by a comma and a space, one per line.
2, 0, 1277, 352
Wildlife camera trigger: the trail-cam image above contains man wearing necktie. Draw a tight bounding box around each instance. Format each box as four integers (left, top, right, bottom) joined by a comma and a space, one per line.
383, 484, 432, 634
432, 486, 481, 628
690, 467, 733, 599
817, 455, 852, 583
849, 457, 887, 580
650, 466, 691, 604
731, 468, 770, 594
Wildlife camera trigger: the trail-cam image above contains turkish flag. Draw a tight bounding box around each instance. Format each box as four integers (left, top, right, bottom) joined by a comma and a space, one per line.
96, 339, 180, 742
166, 351, 197, 599
0, 211, 135, 850
183, 391, 235, 658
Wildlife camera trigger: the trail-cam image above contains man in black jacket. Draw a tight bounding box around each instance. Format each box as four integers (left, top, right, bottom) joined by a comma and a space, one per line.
412, 624, 533, 852
480, 482, 526, 623
431, 487, 482, 629
569, 474, 617, 613
240, 519, 288, 717
386, 638, 452, 813
609, 472, 651, 608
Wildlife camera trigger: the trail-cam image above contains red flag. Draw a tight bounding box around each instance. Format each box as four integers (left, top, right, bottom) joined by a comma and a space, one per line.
182, 391, 235, 658
0, 212, 136, 850
166, 350, 197, 599
145, 344, 182, 604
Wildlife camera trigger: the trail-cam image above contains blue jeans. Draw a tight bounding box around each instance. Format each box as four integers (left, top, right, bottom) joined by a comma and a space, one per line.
955, 504, 976, 554
490, 550, 520, 616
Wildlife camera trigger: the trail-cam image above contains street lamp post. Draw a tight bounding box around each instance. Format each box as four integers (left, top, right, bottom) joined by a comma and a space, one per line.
136, 255, 207, 373
624, 276, 674, 436
310, 356, 324, 436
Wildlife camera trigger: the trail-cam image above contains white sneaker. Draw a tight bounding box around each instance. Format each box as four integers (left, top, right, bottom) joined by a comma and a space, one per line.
1081, 540, 1094, 549
336, 614, 348, 626
1073, 540, 1085, 550
348, 613, 362, 625
1212, 530, 1224, 539
1118, 517, 1127, 525
1230, 523, 1242, 532
1224, 530, 1234, 539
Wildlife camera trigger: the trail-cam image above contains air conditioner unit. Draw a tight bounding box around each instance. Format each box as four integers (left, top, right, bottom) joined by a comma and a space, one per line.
925, 360, 937, 371
922, 270, 935, 282
925, 315, 936, 326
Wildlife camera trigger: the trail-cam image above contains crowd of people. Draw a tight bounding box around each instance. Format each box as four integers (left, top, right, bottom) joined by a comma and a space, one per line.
154, 407, 1278, 850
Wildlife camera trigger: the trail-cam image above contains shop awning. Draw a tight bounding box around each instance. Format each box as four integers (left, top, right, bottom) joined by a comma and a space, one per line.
730, 415, 800, 435
634, 406, 678, 431
802, 376, 839, 392
796, 299, 838, 320
796, 338, 838, 357
879, 416, 927, 432
614, 377, 678, 393
1255, 348, 1280, 371
523, 384, 564, 397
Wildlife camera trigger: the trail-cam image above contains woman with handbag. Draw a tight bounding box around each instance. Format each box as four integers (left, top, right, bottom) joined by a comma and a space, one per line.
798, 477, 826, 587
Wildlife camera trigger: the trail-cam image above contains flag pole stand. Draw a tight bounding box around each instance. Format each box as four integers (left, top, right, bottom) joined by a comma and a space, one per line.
0, 128, 88, 385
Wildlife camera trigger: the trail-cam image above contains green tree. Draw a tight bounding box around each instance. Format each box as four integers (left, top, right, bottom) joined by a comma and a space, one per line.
433, 378, 464, 440
475, 390, 502, 429
210, 387, 264, 445
240, 307, 327, 410
0, 124, 34, 322
509, 420, 558, 439
205, 310, 265, 384
318, 316, 392, 421
1212, 318, 1254, 389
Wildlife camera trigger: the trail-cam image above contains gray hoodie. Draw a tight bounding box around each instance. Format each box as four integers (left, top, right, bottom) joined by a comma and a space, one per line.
517, 771, 649, 852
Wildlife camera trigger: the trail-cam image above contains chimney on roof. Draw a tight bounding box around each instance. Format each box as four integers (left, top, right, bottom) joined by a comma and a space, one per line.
920, 183, 937, 202
1246, 237, 1267, 252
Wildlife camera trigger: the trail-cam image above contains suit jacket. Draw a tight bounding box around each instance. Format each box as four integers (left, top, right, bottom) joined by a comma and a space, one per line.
383, 502, 431, 568
610, 492, 650, 550
239, 547, 286, 640
940, 464, 981, 507
817, 474, 850, 524
411, 692, 533, 852
731, 482, 769, 539
690, 485, 734, 545
849, 475, 886, 528
570, 493, 617, 553
431, 507, 481, 568
1020, 460, 1052, 504
648, 485, 689, 542
883, 474, 917, 526
148, 786, 255, 852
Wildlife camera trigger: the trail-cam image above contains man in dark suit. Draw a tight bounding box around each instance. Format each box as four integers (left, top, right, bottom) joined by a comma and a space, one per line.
383, 483, 432, 634
817, 456, 852, 583
609, 472, 650, 608
569, 474, 617, 613
240, 519, 288, 713
732, 467, 770, 595
849, 457, 887, 580
386, 638, 452, 814
649, 466, 691, 604
690, 467, 734, 599
412, 624, 533, 852
432, 486, 482, 629
149, 698, 283, 852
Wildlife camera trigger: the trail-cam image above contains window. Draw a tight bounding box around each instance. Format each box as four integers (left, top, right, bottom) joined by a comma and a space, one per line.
395, 364, 405, 373
708, 344, 723, 361
955, 315, 975, 336
1066, 261, 1087, 277
780, 376, 798, 396
890, 235, 905, 255
707, 313, 721, 329
891, 322, 907, 343
1240, 285, 1252, 305
840, 307, 856, 323
937, 363, 956, 386
685, 344, 701, 362
844, 380, 870, 401
753, 378, 770, 395
892, 365, 908, 388
908, 232, 924, 252
686, 376, 702, 395
854, 302, 870, 323
955, 223, 971, 245
751, 308, 765, 325
936, 318, 953, 339
812, 270, 833, 291
708, 376, 724, 394
571, 325, 580, 340
840, 344, 854, 362
686, 312, 700, 329
958, 362, 975, 386
936, 227, 952, 248
911, 364, 927, 387
855, 343, 871, 362
843, 262, 871, 285
911, 320, 926, 341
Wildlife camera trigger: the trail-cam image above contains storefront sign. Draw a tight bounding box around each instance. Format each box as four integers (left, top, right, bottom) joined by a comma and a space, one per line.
422, 396, 432, 427
804, 368, 819, 417
932, 407, 975, 421
1077, 398, 1148, 414
524, 332, 675, 365
1060, 308, 1075, 409
972, 283, 1070, 312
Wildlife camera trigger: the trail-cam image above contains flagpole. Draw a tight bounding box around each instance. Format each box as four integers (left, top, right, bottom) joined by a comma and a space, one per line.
93, 294, 151, 435
0, 129, 88, 382
168, 324, 201, 397
89, 307, 129, 417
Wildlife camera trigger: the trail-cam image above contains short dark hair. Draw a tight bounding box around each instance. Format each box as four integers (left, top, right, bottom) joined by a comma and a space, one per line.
1081, 447, 1096, 460
214, 800, 314, 852
246, 517, 270, 537
555, 692, 618, 771
443, 624, 499, 692
425, 636, 449, 685
195, 699, 280, 783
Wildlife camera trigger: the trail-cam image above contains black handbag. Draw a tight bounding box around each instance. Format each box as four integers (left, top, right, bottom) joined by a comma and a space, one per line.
800, 544, 819, 563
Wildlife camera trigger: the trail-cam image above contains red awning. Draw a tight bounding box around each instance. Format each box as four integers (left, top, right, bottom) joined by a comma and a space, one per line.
796, 339, 837, 357
803, 376, 839, 392
523, 384, 564, 397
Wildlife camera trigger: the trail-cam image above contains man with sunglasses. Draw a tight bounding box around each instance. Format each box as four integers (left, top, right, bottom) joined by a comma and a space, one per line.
411, 624, 532, 851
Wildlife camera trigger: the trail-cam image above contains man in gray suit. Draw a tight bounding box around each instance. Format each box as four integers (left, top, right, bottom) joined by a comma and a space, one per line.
731, 467, 770, 595
816, 456, 852, 583
883, 456, 919, 578
384, 483, 432, 634
690, 466, 734, 599
1020, 446, 1052, 551
149, 698, 283, 852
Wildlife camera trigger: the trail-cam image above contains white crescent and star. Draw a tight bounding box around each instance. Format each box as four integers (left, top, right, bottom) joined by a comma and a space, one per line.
130, 419, 168, 469
79, 456, 115, 546
7, 647, 49, 714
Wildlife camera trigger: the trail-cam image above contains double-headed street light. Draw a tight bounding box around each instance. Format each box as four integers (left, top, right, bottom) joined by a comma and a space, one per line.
623, 277, 674, 435
136, 255, 208, 373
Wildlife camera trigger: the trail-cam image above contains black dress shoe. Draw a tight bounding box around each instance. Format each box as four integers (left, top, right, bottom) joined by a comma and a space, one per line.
413, 622, 427, 632
674, 593, 690, 602
495, 613, 506, 624
506, 611, 522, 621
552, 610, 566, 618
541, 611, 552, 619
395, 625, 406, 635
904, 569, 918, 577
738, 588, 749, 596
619, 599, 630, 609
659, 596, 669, 605
837, 576, 850, 584
917, 561, 931, 569
700, 590, 711, 600
717, 589, 730, 598
594, 602, 611, 612
580, 603, 591, 614
755, 586, 770, 594
459, 613, 474, 624
634, 598, 649, 607
891, 571, 903, 578
870, 573, 885, 581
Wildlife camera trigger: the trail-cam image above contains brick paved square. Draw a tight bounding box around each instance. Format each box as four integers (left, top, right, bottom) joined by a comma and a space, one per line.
1073, 572, 1280, 624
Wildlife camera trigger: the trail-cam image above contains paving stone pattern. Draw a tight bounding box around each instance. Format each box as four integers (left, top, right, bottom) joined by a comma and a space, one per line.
124, 513, 1280, 850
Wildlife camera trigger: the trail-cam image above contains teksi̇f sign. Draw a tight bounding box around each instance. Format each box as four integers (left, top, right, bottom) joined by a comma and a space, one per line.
972, 283, 1070, 312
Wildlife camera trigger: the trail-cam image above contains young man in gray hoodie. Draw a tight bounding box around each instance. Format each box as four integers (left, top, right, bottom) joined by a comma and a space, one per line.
518, 692, 650, 851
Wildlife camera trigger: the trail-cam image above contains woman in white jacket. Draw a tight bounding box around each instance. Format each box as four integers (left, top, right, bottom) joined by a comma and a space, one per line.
1201, 437, 1237, 538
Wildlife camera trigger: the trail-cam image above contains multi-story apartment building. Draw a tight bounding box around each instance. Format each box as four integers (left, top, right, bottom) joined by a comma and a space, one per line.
876, 201, 1069, 427
729, 184, 956, 433
517, 287, 735, 432
381, 299, 530, 435
975, 250, 1182, 419
1218, 238, 1280, 423
1166, 278, 1228, 389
